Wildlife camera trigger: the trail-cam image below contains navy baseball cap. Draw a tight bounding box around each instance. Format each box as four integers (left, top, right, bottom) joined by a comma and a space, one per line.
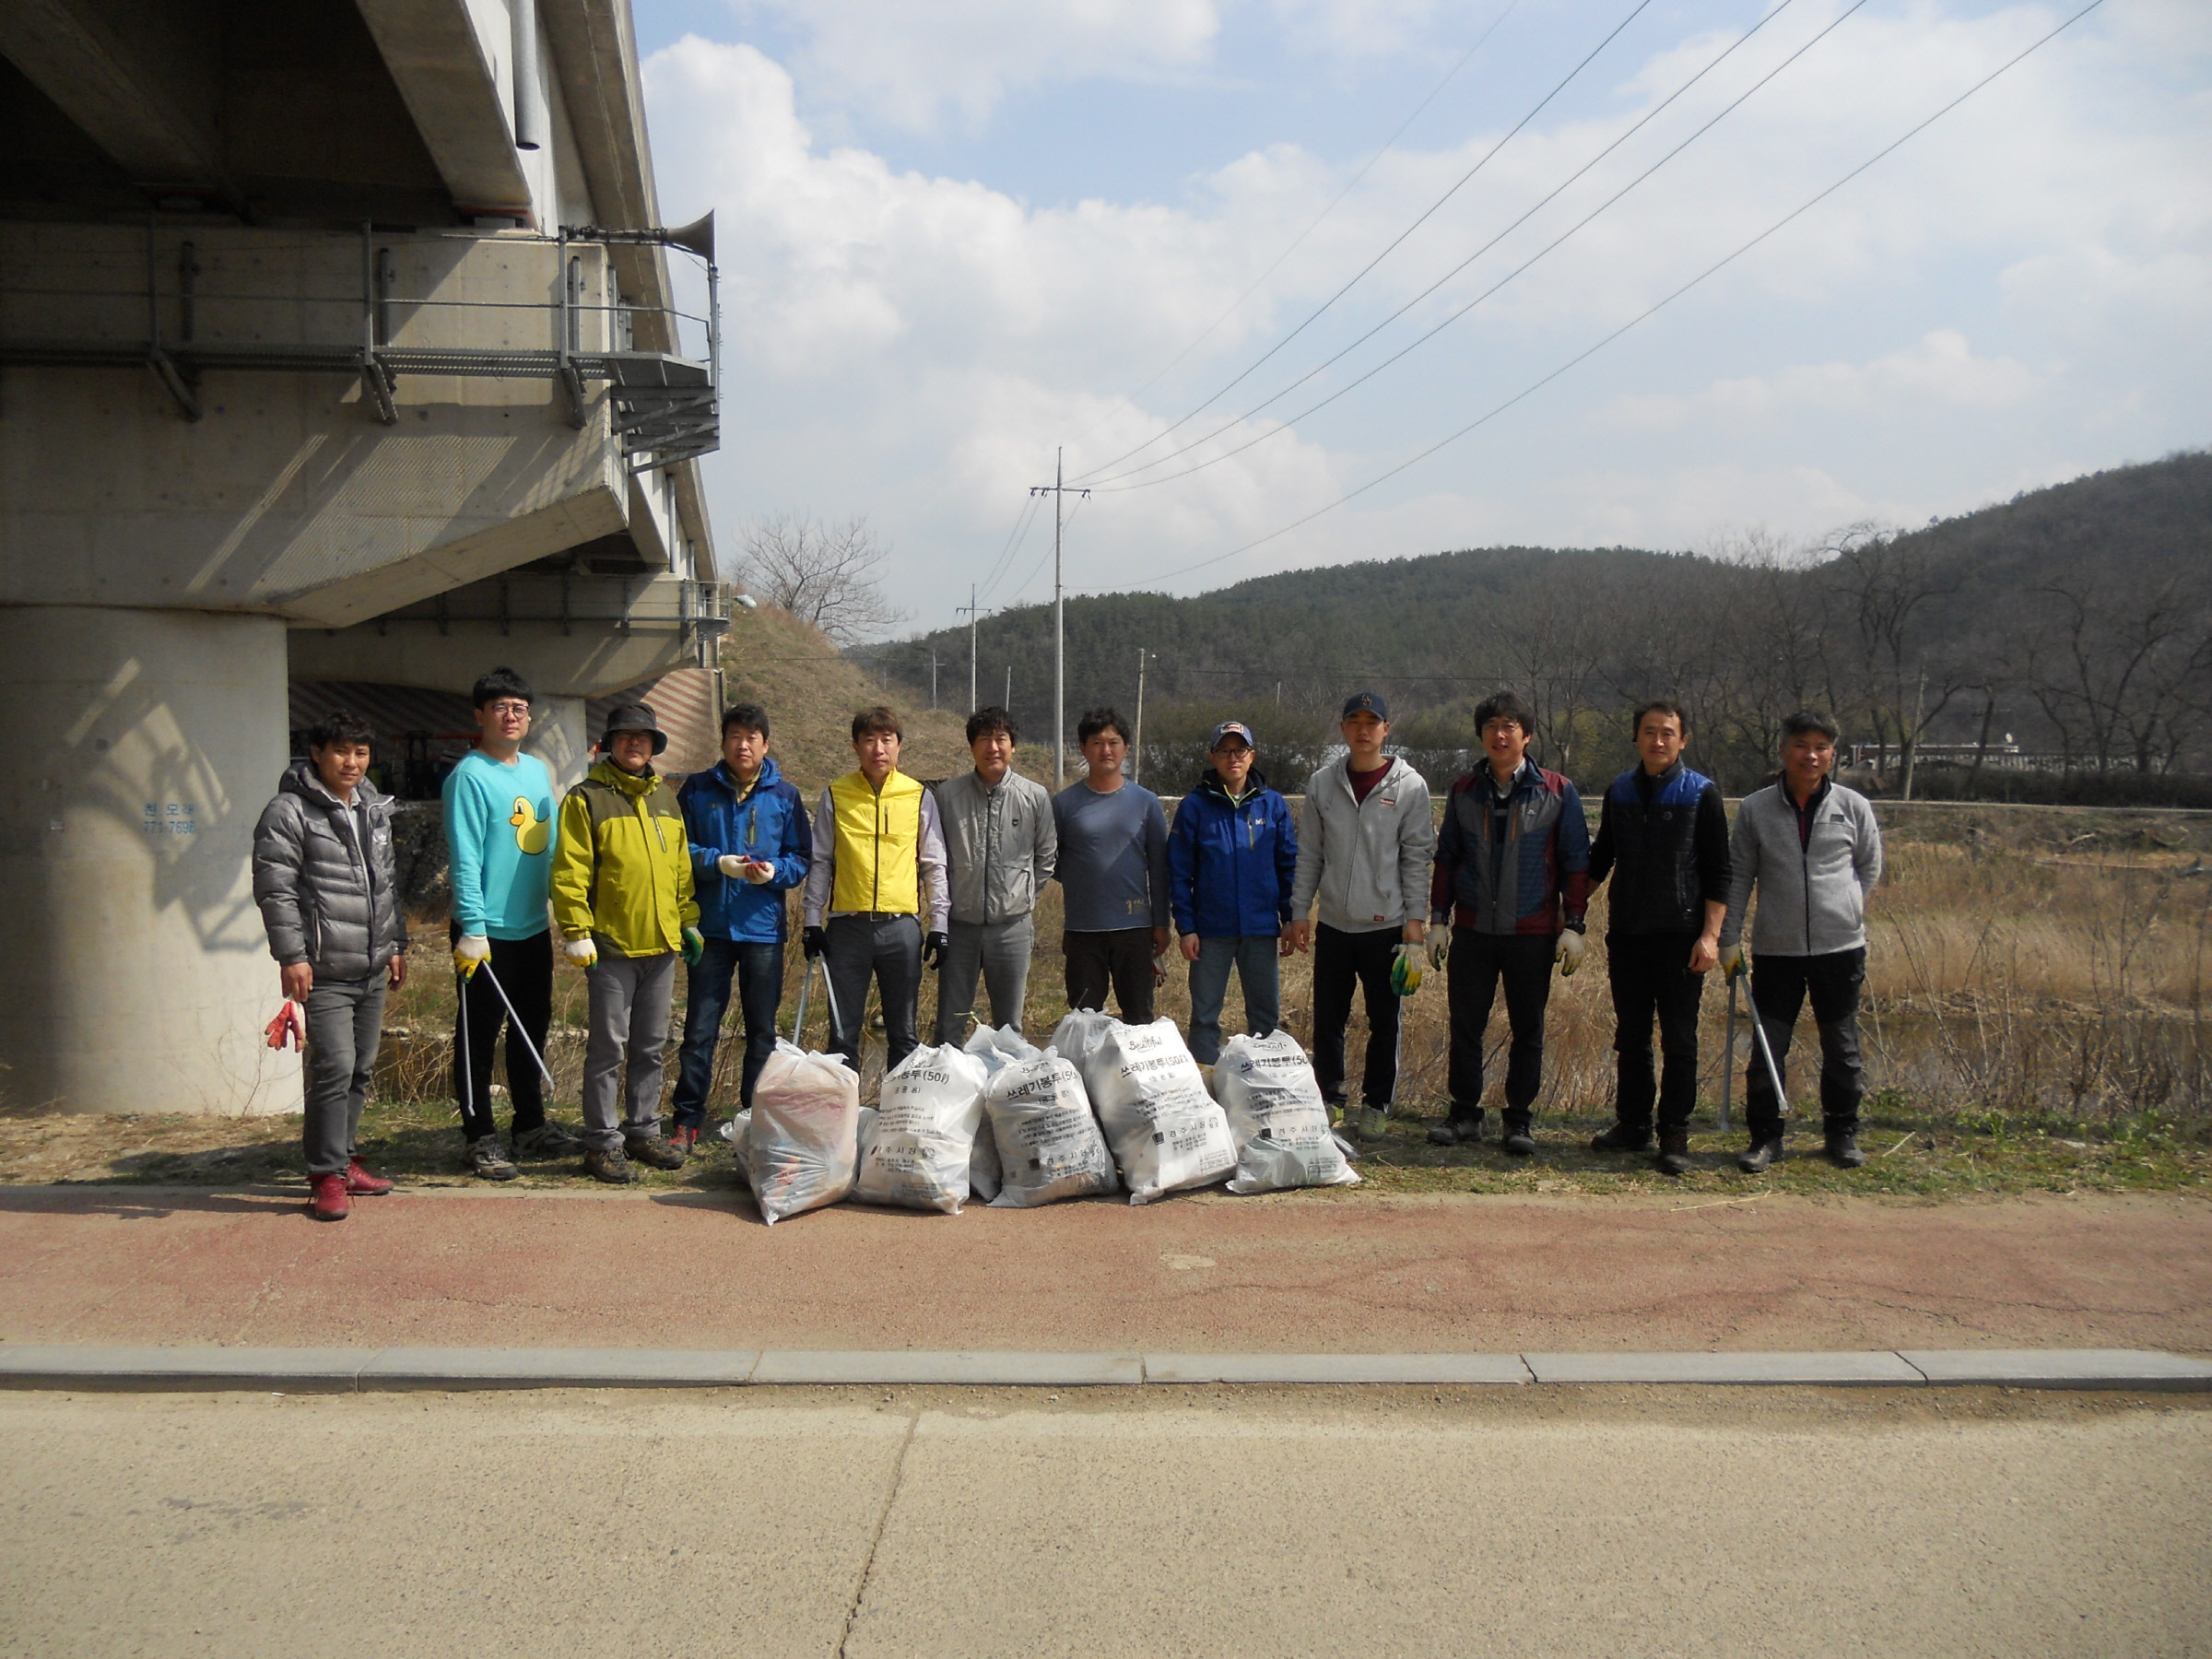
1340, 690, 1390, 721
1208, 721, 1255, 749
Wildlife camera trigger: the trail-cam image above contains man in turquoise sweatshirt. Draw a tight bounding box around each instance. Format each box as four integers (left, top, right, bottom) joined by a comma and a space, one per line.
442, 666, 581, 1179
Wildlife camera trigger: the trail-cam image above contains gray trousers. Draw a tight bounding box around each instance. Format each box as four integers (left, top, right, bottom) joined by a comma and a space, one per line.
934, 915, 1034, 1042
824, 913, 922, 1076
582, 947, 676, 1151
303, 974, 386, 1177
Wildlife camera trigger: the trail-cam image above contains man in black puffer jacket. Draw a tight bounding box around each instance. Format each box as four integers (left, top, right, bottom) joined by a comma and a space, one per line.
252, 710, 409, 1220
1586, 699, 1730, 1174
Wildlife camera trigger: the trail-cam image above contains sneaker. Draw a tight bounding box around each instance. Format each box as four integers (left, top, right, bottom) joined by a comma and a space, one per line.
1325, 1099, 1350, 1130
309, 1172, 350, 1221
1358, 1105, 1389, 1141
582, 1147, 637, 1184
467, 1135, 519, 1181
1736, 1135, 1785, 1174
512, 1122, 583, 1158
1654, 1131, 1691, 1177
1500, 1115, 1536, 1157
625, 1134, 688, 1171
344, 1159, 393, 1196
1590, 1121, 1657, 1155
1824, 1128, 1866, 1169
668, 1124, 700, 1156
1428, 1114, 1484, 1147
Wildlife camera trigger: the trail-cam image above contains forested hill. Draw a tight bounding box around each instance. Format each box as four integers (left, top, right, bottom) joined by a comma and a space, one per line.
858, 450, 2211, 793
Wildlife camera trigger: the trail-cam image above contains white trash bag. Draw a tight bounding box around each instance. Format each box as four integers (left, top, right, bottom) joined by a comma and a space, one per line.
1087, 1018, 1237, 1206
1211, 1030, 1359, 1194
983, 1050, 1119, 1208
960, 1025, 1040, 1202
1048, 1008, 1120, 1084
744, 1040, 861, 1225
854, 1044, 990, 1214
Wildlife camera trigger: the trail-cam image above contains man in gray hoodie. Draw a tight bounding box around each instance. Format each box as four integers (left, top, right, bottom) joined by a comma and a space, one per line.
1719, 709, 1884, 1171
252, 709, 409, 1221
1288, 691, 1435, 1139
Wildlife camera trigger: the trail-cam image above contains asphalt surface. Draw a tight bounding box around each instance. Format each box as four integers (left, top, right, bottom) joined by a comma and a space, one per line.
2, 1386, 2206, 1657
0, 1185, 2206, 1354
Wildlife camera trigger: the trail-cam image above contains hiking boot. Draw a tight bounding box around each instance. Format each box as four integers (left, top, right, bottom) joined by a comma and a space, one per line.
1428, 1113, 1484, 1147
582, 1147, 637, 1184
467, 1135, 519, 1182
625, 1134, 688, 1171
309, 1172, 350, 1221
1358, 1105, 1389, 1141
1654, 1131, 1691, 1177
1325, 1099, 1350, 1131
344, 1159, 393, 1196
512, 1122, 583, 1158
667, 1124, 700, 1156
1736, 1135, 1785, 1174
1590, 1121, 1657, 1155
1500, 1113, 1535, 1157
1825, 1128, 1866, 1169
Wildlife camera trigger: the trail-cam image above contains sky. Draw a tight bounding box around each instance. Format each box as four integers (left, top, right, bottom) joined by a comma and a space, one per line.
633, 0, 2212, 634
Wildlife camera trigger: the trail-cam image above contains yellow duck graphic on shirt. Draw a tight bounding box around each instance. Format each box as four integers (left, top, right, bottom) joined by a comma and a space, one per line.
510, 796, 551, 855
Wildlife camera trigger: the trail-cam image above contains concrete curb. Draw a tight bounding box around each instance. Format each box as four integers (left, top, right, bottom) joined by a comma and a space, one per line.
2, 1346, 2208, 1394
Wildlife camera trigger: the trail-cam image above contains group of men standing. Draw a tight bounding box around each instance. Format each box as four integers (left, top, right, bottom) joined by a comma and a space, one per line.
251, 665, 1884, 1222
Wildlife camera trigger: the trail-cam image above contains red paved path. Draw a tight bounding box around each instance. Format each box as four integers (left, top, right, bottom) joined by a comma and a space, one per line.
1, 1185, 2206, 1354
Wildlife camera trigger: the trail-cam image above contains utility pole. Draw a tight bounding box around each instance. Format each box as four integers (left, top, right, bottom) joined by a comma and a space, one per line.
929, 649, 939, 712
955, 584, 991, 713
1005, 665, 1012, 714
1030, 446, 1089, 788
1132, 648, 1155, 785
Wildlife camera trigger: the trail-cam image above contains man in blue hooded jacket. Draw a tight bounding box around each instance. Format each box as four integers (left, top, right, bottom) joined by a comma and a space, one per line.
1169, 721, 1300, 1065
670, 701, 813, 1151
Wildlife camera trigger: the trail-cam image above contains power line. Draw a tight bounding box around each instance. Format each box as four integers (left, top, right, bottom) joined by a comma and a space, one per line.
1124, 0, 2108, 589
1068, 0, 1656, 485
975, 490, 1043, 604
1065, 0, 1524, 445
1086, 0, 1823, 490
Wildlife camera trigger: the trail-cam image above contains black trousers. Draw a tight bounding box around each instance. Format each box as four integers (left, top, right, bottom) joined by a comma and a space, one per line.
1312, 924, 1401, 1107
1745, 947, 1866, 1139
1607, 932, 1708, 1134
451, 926, 553, 1142
1064, 928, 1157, 1026
1446, 930, 1555, 1120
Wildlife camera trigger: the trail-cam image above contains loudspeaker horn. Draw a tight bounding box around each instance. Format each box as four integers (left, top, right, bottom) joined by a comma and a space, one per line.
662, 211, 715, 264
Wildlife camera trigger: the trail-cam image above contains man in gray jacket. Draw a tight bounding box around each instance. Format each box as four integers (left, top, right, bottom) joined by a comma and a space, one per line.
933, 706, 1056, 1041
252, 709, 409, 1220
1718, 709, 1884, 1171
1288, 690, 1435, 1139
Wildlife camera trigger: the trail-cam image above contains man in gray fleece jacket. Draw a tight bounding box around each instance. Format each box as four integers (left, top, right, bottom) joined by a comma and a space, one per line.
1718, 709, 1884, 1172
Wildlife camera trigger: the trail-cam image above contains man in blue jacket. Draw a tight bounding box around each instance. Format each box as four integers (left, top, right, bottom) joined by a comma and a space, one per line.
670, 701, 813, 1152
1169, 721, 1300, 1065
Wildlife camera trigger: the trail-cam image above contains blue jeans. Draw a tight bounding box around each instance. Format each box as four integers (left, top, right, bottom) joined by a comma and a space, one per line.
671, 936, 786, 1127
1186, 935, 1281, 1065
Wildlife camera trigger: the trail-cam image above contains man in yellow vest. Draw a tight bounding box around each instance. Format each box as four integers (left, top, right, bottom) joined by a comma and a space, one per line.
801, 705, 950, 1077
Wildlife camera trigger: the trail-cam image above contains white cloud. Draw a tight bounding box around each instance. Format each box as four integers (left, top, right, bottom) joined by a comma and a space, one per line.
643, 3, 2212, 622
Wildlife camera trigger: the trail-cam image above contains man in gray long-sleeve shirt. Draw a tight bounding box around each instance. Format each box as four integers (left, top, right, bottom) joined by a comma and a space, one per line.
934, 705, 1056, 1041
801, 706, 949, 1076
1718, 709, 1884, 1173
1053, 706, 1170, 1024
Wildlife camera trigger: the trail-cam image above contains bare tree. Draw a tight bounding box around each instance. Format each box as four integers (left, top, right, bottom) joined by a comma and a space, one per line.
2027, 573, 2210, 774
741, 514, 903, 645
1820, 523, 1966, 798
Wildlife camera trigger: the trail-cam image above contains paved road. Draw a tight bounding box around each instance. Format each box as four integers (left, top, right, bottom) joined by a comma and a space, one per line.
1, 1387, 2205, 1656
1, 1186, 2206, 1355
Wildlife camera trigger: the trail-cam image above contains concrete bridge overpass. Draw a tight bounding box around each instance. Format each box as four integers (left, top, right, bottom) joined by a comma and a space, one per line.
0, 0, 733, 1114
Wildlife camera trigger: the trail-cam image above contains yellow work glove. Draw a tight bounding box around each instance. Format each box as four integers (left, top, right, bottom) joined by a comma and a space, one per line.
453, 934, 490, 980
1389, 942, 1424, 996
1721, 943, 1747, 979
563, 935, 598, 968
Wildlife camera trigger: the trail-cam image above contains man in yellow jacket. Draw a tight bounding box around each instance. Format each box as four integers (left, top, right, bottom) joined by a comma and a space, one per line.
801, 705, 949, 1077
551, 701, 702, 1182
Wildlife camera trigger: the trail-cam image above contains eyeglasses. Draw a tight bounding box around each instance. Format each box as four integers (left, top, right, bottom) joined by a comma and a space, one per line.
485, 701, 531, 719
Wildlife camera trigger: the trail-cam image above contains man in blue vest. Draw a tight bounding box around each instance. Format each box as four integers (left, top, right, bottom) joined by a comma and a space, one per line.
670, 701, 813, 1153
1585, 699, 1731, 1174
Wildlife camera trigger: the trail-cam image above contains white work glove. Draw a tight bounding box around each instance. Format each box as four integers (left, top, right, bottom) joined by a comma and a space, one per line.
452, 933, 490, 979
1428, 934, 1449, 973
717, 853, 747, 879
564, 936, 598, 967
1721, 943, 1747, 979
744, 860, 774, 885
1555, 929, 1587, 977
718, 853, 776, 885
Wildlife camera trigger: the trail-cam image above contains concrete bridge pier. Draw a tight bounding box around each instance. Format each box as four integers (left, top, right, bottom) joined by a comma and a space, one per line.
0, 606, 300, 1115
